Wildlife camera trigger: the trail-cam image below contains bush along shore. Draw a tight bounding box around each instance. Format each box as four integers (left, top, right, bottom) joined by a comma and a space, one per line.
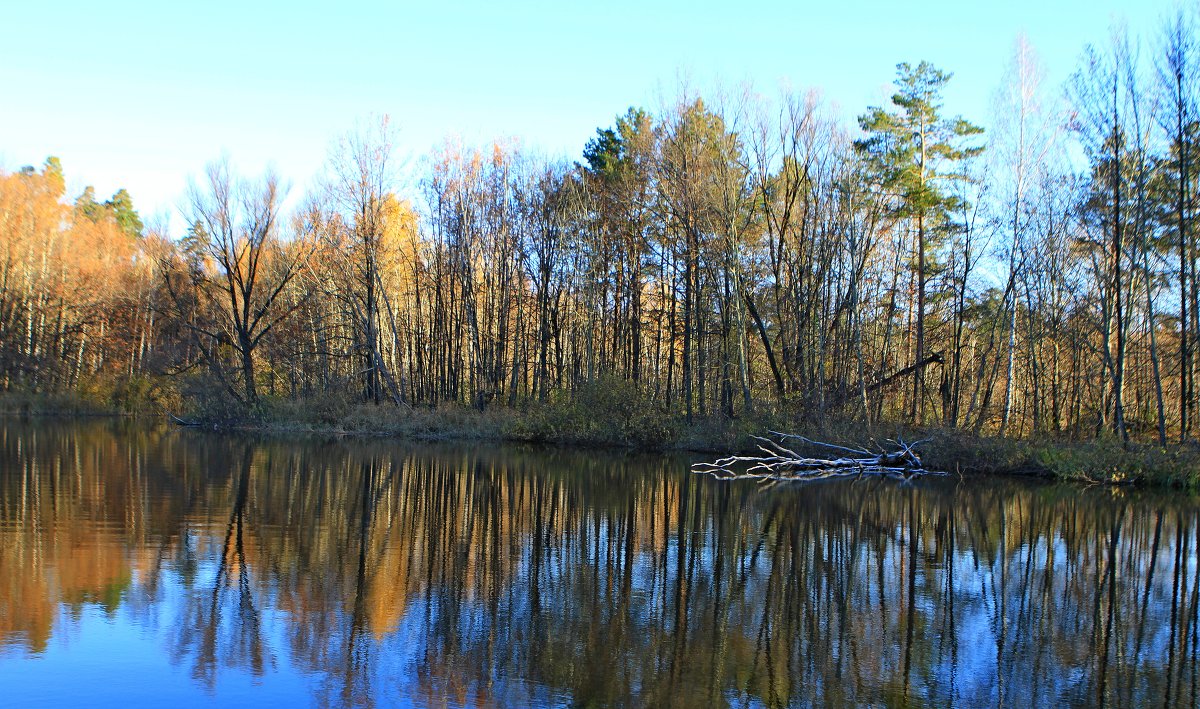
6, 378, 1199, 491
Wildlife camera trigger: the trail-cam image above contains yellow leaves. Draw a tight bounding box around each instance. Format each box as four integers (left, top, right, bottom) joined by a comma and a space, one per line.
67, 214, 135, 294
380, 195, 417, 245
0, 166, 144, 309
0, 169, 68, 260
379, 195, 421, 266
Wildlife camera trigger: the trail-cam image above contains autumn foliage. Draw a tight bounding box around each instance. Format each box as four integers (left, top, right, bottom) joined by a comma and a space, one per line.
3, 23, 1200, 450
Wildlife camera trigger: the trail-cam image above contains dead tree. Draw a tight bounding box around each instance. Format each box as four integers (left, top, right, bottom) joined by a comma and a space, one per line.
692, 432, 944, 483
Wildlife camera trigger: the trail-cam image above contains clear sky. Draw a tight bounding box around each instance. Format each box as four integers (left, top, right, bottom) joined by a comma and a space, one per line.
0, 0, 1178, 226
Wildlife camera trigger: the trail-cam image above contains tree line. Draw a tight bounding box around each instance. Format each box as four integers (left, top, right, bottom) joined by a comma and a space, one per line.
1, 16, 1198, 443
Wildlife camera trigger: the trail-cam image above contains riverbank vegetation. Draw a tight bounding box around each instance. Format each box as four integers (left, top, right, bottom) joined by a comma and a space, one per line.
2, 16, 1200, 484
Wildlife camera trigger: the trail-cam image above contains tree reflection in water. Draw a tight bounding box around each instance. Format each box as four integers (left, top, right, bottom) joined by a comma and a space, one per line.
0, 420, 1198, 707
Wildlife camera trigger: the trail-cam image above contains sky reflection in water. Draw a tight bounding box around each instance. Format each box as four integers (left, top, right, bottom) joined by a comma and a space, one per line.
0, 420, 1197, 707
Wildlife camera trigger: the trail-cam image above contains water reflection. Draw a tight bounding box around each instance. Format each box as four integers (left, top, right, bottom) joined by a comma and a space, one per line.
0, 420, 1197, 707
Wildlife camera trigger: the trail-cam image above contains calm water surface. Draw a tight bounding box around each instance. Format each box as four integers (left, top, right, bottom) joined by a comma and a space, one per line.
0, 420, 1198, 707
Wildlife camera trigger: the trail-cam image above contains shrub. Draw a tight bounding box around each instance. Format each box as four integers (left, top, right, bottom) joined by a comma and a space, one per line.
512, 375, 676, 448
108, 375, 180, 414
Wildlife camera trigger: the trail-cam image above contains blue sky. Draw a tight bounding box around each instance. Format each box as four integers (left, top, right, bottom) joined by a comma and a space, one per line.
0, 0, 1176, 225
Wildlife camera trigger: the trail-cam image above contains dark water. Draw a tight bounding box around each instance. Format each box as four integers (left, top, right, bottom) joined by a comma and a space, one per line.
0, 422, 1198, 708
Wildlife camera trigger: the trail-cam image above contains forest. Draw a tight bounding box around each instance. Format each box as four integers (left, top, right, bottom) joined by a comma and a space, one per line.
1, 17, 1199, 454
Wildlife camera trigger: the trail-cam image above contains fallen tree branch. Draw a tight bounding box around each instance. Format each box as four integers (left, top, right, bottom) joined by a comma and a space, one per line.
692, 433, 945, 484
169, 413, 200, 427
865, 352, 944, 394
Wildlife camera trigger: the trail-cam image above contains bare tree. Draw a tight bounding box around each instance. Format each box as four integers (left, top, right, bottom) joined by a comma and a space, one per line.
325, 116, 405, 405
1158, 8, 1198, 441
163, 160, 310, 407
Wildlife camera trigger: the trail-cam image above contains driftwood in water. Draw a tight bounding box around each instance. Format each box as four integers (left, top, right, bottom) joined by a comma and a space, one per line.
692, 432, 944, 483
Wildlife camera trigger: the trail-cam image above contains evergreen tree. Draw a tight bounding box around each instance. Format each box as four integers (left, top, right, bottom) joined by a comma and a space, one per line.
74, 186, 104, 222
104, 188, 144, 239
855, 61, 983, 421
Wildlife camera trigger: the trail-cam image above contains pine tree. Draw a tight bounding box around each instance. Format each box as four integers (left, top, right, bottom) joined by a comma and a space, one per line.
855, 61, 983, 422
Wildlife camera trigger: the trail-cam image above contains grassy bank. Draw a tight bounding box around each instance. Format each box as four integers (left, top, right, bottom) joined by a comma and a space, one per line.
8, 377, 1199, 490
195, 378, 1200, 491
0, 390, 122, 417
0, 375, 179, 418
872, 427, 1200, 489
236, 404, 1200, 489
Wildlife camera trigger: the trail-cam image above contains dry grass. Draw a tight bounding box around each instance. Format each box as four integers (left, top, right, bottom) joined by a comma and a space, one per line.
21, 379, 1190, 490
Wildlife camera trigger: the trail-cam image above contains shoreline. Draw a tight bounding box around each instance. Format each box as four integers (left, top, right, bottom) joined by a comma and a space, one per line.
4, 395, 1196, 490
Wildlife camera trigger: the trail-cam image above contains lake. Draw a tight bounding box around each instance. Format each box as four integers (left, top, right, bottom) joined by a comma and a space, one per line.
0, 420, 1196, 707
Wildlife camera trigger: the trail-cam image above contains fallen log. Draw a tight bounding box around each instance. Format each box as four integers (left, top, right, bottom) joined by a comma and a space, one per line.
692, 431, 945, 484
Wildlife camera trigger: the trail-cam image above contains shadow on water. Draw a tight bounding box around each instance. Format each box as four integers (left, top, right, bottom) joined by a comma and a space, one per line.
0, 419, 1198, 707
